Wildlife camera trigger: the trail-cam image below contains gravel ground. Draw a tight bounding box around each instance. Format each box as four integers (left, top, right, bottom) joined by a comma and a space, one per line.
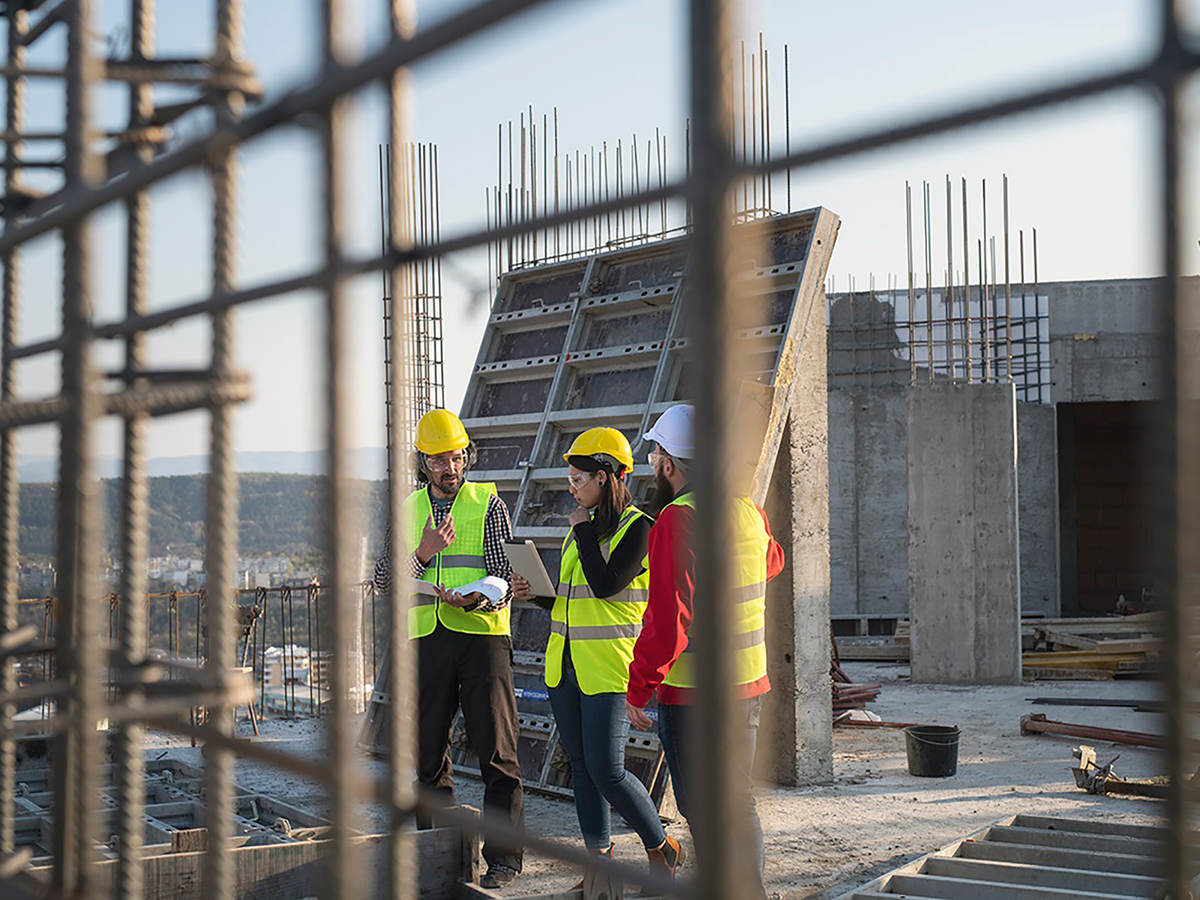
146, 663, 1167, 898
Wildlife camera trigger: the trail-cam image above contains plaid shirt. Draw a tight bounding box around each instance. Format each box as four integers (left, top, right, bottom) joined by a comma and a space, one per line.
373, 487, 514, 612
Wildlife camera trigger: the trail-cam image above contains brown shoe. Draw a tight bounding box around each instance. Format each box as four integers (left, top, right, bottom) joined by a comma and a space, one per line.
572, 843, 613, 890
646, 835, 684, 878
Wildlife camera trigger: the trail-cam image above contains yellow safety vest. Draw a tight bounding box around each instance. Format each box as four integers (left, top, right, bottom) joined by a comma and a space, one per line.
404, 481, 510, 639
545, 506, 651, 694
662, 492, 769, 689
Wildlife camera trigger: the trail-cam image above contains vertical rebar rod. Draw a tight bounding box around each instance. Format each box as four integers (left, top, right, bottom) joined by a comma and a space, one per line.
542, 112, 548, 261
553, 108, 559, 257
740, 41, 747, 212
763, 43, 771, 212
1002, 174, 1012, 382
749, 53, 757, 212
603, 141, 610, 246
0, 2, 27, 859
981, 179, 990, 382
905, 181, 916, 383
1033, 227, 1042, 401
54, 0, 103, 893
1019, 229, 1026, 397
924, 180, 933, 382
115, 1, 155, 894
519, 115, 526, 264
944, 175, 955, 380
962, 177, 972, 382
689, 1, 752, 897
783, 43, 791, 213
322, 0, 360, 893
530, 116, 537, 263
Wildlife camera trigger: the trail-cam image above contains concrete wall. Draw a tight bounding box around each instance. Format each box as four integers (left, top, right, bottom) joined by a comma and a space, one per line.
828, 387, 908, 619
907, 382, 1022, 684
829, 387, 1055, 621
1016, 402, 1059, 616
760, 278, 833, 787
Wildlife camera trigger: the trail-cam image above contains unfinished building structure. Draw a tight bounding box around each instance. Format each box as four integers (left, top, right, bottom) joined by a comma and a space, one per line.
827, 275, 1199, 640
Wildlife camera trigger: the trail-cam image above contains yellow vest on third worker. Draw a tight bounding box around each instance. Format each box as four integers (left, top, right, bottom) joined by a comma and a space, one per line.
662, 492, 769, 689
545, 505, 651, 694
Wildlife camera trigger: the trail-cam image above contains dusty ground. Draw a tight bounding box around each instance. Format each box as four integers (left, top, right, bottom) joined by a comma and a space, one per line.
149, 662, 1167, 898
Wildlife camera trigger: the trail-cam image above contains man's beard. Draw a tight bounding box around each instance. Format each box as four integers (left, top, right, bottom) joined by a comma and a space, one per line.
647, 470, 676, 514
431, 472, 462, 497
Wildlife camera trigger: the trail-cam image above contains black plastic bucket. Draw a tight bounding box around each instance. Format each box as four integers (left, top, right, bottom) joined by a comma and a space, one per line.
904, 725, 960, 777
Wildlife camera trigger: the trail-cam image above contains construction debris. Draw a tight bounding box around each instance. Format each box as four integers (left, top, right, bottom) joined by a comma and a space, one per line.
1070, 744, 1171, 799
831, 628, 882, 712
835, 813, 1168, 898
1021, 612, 1163, 680
1019, 712, 1164, 749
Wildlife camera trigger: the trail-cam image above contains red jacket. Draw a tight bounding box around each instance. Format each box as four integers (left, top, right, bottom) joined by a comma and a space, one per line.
626, 499, 785, 708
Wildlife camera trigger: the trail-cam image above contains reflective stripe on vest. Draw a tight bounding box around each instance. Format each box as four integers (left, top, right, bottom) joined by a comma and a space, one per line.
544, 505, 651, 695
662, 492, 769, 690
403, 481, 510, 639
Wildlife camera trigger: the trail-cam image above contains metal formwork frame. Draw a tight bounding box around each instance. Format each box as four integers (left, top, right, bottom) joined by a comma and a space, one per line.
0, 2, 1196, 900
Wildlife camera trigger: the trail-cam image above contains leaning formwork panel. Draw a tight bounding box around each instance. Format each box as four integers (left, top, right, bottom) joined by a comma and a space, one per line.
363, 207, 840, 801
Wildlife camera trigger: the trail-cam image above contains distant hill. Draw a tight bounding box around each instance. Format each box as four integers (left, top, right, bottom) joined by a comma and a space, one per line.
17, 448, 388, 483
19, 473, 387, 560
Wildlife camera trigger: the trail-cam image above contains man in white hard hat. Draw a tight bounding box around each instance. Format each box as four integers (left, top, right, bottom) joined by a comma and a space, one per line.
625, 403, 784, 898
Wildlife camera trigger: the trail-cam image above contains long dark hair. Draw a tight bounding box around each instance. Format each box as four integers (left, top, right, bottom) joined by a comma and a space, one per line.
568, 454, 632, 540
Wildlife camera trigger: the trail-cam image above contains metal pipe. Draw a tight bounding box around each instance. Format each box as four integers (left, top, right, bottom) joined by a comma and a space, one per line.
201, 0, 244, 895
0, 1, 27, 859
52, 0, 104, 893
114, 1, 155, 895
688, 0, 752, 895
321, 0, 362, 893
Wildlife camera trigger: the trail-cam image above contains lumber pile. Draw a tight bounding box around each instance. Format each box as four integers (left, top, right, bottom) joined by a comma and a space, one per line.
831, 629, 881, 711
1022, 612, 1163, 680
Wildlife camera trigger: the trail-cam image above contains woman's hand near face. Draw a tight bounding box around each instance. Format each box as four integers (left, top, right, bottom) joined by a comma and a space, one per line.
567, 506, 590, 527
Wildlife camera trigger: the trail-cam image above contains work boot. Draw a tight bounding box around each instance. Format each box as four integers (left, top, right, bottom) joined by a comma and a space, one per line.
572, 843, 613, 890
646, 834, 684, 879
480, 864, 520, 889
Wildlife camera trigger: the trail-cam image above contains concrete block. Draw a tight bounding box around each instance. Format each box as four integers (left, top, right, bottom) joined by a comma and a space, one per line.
907, 382, 1021, 684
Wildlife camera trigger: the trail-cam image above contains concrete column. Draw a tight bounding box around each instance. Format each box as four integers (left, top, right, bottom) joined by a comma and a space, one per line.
907, 382, 1021, 684
759, 288, 832, 786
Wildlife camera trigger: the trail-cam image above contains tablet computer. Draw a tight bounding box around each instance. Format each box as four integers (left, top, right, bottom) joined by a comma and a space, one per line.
503, 540, 557, 597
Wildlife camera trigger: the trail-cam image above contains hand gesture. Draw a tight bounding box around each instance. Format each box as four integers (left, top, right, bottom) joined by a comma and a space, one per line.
510, 573, 534, 600
567, 506, 590, 527
626, 700, 653, 731
434, 584, 475, 609
417, 513, 455, 563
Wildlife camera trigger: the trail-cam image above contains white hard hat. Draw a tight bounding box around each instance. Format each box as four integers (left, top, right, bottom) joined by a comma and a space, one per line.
643, 404, 694, 460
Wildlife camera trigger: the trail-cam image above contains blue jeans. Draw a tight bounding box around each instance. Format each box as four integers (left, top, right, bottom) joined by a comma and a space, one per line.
548, 657, 667, 852
658, 696, 765, 878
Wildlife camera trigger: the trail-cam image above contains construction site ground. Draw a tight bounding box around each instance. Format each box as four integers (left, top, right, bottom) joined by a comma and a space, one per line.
147, 661, 1165, 898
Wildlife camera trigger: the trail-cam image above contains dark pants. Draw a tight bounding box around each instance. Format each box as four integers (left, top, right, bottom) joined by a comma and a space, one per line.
658, 696, 764, 885
548, 655, 667, 852
416, 623, 524, 871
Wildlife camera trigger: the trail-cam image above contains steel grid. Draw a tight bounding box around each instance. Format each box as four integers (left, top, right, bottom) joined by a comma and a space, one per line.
0, 0, 1195, 898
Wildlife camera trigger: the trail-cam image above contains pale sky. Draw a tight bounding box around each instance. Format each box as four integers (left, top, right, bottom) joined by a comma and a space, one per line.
7, 1, 1200, 462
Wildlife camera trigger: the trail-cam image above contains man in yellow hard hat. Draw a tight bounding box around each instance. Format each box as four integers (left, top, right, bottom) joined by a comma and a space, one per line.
373, 408, 524, 888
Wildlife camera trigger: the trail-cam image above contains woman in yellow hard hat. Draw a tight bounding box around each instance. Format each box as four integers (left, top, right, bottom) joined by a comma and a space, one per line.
511, 427, 683, 879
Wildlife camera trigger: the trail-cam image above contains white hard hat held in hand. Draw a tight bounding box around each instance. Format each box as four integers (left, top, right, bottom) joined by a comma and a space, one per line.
643, 404, 695, 460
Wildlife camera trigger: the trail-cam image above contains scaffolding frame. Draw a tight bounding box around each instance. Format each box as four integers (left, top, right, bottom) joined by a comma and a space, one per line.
0, 1, 1196, 898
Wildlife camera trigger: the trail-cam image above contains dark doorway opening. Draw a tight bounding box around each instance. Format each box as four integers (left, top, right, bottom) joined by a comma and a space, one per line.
1057, 401, 1159, 616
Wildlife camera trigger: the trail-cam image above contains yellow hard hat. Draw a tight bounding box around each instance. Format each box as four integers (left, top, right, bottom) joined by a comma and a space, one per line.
415, 409, 469, 455
563, 427, 634, 473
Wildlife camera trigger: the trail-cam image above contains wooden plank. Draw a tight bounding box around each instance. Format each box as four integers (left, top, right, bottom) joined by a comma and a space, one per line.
1023, 667, 1114, 682
957, 840, 1162, 878
1094, 638, 1162, 654
1032, 629, 1098, 651
1010, 814, 1167, 841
